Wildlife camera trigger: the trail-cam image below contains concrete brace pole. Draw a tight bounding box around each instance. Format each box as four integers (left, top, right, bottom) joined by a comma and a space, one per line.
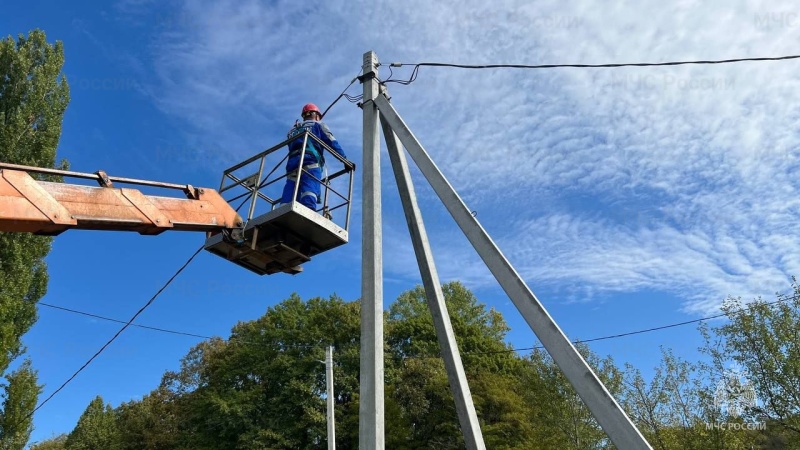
374, 94, 653, 450
326, 346, 336, 450
359, 51, 384, 450
381, 117, 487, 450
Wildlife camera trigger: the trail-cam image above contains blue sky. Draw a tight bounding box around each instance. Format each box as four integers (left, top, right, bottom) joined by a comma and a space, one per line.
4, 0, 800, 444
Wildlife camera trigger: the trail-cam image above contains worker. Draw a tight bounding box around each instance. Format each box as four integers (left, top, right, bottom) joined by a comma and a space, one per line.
281, 103, 346, 211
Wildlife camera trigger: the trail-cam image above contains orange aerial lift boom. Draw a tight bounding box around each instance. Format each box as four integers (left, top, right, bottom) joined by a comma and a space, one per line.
0, 162, 243, 235
0, 131, 355, 275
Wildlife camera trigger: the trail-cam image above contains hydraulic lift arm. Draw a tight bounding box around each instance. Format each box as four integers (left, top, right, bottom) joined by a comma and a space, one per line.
0, 163, 243, 236
0, 131, 355, 275
0, 159, 351, 276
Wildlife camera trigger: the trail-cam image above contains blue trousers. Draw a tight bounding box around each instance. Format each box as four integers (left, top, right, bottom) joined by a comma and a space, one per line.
281, 162, 322, 210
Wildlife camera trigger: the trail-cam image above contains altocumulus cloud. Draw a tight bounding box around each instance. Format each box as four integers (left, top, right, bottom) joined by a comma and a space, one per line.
132, 0, 800, 314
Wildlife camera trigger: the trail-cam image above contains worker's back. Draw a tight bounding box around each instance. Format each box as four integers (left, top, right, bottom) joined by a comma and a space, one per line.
287, 119, 346, 161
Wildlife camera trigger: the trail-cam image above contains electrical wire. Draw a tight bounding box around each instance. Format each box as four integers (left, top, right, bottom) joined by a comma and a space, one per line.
381, 64, 420, 86
457, 317, 718, 356
320, 69, 363, 118
39, 302, 327, 350
380, 54, 800, 85
39, 302, 212, 340
39, 289, 800, 360
32, 245, 205, 415
457, 291, 800, 357
394, 291, 800, 360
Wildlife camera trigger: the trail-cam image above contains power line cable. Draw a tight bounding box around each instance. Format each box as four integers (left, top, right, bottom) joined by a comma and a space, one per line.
381, 55, 800, 85
39, 302, 212, 340
40, 287, 800, 361
390, 55, 800, 70
457, 317, 718, 356
39, 301, 325, 350
32, 245, 205, 415
458, 291, 800, 357
320, 69, 363, 118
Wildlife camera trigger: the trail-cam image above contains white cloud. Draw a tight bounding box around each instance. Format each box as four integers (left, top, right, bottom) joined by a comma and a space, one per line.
139, 0, 800, 314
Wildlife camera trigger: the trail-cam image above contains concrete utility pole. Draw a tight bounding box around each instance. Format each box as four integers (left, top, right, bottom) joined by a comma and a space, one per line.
373, 93, 653, 450
359, 50, 384, 450
326, 346, 336, 450
381, 117, 486, 450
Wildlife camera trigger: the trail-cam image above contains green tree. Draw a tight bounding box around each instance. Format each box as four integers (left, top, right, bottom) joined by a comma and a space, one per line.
385, 282, 532, 449
0, 360, 41, 450
29, 433, 66, 450
388, 357, 462, 449
470, 370, 537, 449
106, 283, 680, 449
112, 284, 545, 449
0, 29, 69, 448
64, 396, 120, 450
521, 346, 624, 450
386, 283, 517, 372
700, 278, 800, 446
620, 348, 746, 450
160, 294, 361, 450
115, 387, 180, 450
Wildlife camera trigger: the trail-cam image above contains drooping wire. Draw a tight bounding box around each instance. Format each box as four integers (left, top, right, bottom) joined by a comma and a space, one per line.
31, 245, 205, 415
320, 69, 364, 119
39, 288, 800, 361
400, 291, 800, 359
36, 297, 713, 356
381, 64, 420, 86
40, 302, 212, 340
380, 54, 800, 86
343, 93, 363, 103
37, 302, 334, 349
39, 302, 320, 350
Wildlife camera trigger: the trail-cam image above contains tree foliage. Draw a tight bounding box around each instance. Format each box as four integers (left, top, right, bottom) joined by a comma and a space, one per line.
518, 345, 625, 450
64, 396, 120, 450
115, 387, 181, 450
0, 29, 69, 448
385, 282, 532, 449
701, 278, 800, 446
621, 348, 759, 450
159, 294, 361, 450
0, 360, 41, 450
30, 433, 66, 450
50, 280, 800, 449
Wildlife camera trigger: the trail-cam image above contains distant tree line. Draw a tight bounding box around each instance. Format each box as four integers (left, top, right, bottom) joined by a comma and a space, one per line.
31, 281, 800, 449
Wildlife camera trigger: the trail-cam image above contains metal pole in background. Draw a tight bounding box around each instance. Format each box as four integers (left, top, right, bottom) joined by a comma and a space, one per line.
359, 50, 384, 450
326, 346, 336, 450
374, 94, 653, 450
381, 117, 486, 450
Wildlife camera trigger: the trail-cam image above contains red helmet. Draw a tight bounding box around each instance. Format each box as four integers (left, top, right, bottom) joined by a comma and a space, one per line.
301, 103, 321, 118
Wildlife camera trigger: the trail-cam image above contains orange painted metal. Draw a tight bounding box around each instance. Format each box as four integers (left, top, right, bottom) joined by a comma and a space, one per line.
0, 169, 242, 235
